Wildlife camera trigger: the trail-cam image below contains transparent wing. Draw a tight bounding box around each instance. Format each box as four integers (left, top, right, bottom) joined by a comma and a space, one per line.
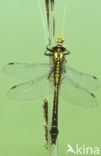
66, 66, 101, 90
7, 74, 53, 100
61, 76, 97, 107
2, 62, 50, 80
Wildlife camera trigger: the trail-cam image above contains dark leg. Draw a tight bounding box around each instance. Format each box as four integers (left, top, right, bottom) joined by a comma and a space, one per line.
44, 50, 53, 56
64, 50, 71, 55
48, 67, 54, 79
46, 43, 53, 52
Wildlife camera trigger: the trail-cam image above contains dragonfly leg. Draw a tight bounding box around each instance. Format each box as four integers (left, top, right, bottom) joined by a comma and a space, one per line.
48, 67, 55, 79
44, 50, 53, 56
63, 68, 66, 73
46, 43, 54, 52
64, 50, 71, 55
44, 44, 53, 56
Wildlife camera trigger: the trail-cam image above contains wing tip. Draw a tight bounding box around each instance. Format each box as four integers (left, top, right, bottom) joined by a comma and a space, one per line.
90, 92, 95, 98
92, 76, 97, 80
8, 62, 15, 65
2, 62, 15, 74
88, 92, 98, 108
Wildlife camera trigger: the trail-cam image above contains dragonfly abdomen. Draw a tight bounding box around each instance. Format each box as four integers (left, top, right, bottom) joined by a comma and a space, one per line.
50, 60, 62, 144
50, 86, 59, 144
54, 60, 61, 85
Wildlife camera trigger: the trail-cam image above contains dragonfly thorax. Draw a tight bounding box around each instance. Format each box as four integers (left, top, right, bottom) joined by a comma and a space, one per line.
45, 43, 70, 57
52, 44, 66, 53
54, 51, 64, 60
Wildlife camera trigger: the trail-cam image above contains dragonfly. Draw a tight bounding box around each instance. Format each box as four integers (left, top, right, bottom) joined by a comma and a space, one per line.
2, 0, 101, 145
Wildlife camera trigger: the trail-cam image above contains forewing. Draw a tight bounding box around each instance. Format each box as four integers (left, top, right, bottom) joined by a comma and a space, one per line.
66, 66, 101, 90
7, 74, 53, 100
2, 62, 49, 80
60, 76, 97, 107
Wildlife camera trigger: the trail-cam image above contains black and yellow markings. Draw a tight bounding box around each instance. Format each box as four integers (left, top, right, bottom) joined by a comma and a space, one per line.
50, 122, 59, 144
50, 89, 59, 144
44, 35, 70, 144
50, 52, 62, 144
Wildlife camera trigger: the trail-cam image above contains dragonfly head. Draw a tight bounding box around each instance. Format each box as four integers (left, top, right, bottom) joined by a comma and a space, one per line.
56, 35, 64, 44
45, 35, 70, 57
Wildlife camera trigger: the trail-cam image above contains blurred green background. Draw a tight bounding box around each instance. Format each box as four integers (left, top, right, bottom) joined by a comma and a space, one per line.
0, 0, 101, 155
